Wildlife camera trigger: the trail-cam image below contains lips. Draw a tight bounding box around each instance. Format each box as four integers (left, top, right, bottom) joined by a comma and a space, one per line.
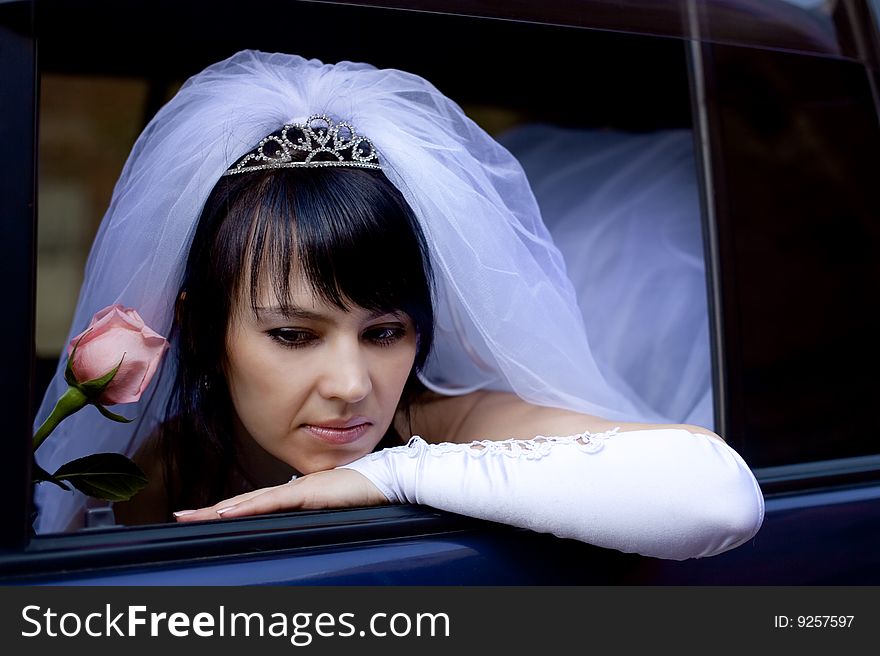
303, 417, 373, 444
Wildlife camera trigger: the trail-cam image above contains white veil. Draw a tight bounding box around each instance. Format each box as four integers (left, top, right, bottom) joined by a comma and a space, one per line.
33, 50, 667, 534
498, 125, 714, 429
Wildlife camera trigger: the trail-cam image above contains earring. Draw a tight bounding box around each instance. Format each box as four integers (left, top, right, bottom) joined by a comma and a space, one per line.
200, 374, 212, 391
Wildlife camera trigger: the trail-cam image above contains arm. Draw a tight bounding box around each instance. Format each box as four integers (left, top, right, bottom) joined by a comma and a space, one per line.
338, 426, 764, 560
179, 392, 764, 560
373, 391, 763, 560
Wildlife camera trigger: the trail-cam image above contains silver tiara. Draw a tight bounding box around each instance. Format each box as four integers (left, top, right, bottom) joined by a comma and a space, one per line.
223, 114, 381, 176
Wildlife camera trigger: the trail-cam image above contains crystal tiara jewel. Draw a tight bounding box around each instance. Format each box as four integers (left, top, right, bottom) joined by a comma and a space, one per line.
223, 114, 381, 176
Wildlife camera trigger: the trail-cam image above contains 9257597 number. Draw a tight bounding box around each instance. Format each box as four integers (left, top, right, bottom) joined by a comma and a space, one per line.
774, 616, 854, 628
800, 616, 853, 628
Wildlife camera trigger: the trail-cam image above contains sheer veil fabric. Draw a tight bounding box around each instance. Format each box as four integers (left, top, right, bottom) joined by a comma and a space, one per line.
34, 50, 695, 533
498, 126, 713, 429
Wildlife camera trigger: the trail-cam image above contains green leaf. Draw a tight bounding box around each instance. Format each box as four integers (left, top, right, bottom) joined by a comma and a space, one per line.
53, 453, 148, 502
64, 361, 77, 387
79, 355, 125, 397
64, 331, 90, 386
31, 460, 71, 491
95, 402, 134, 424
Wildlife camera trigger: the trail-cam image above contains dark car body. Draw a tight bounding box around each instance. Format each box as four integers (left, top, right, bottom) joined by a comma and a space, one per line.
1, 0, 879, 584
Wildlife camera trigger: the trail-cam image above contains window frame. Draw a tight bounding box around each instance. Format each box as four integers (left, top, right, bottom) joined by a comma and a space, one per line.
0, 0, 38, 553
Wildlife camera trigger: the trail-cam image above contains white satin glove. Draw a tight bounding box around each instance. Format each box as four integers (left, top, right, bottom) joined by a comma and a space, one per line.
338, 427, 764, 561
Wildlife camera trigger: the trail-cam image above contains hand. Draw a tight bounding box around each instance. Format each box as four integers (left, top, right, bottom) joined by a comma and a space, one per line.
173, 468, 390, 522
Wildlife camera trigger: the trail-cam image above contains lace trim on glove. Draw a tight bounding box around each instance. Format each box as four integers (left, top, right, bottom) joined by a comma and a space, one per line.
363, 427, 621, 461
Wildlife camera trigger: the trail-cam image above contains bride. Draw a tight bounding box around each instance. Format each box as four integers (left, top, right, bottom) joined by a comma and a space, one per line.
33, 50, 763, 560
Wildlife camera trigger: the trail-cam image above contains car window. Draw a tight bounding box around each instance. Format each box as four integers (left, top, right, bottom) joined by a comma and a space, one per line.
342, 0, 875, 61
696, 32, 880, 470
36, 75, 149, 382
698, 0, 865, 59
31, 1, 712, 536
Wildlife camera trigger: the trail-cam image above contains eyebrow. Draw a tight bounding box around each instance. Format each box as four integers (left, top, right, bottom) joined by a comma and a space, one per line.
256, 305, 324, 321
255, 305, 399, 322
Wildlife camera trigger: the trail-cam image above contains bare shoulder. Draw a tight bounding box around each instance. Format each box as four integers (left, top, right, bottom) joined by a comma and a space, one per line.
401, 390, 489, 443
403, 390, 725, 444
112, 431, 173, 526
405, 390, 609, 443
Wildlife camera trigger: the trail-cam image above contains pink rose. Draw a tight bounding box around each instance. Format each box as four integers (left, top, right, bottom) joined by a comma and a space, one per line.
67, 304, 169, 405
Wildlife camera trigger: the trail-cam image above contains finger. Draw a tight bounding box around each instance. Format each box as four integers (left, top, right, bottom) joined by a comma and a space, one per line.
174, 484, 285, 522
174, 493, 269, 522
214, 483, 302, 519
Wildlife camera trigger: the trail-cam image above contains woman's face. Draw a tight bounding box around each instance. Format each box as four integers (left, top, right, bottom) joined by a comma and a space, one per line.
224, 265, 417, 477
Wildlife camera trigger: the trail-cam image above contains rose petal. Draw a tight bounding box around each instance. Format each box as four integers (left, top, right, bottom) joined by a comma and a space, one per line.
67, 304, 169, 404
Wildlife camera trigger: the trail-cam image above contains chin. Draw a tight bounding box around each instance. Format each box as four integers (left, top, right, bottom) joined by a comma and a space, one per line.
292, 447, 375, 475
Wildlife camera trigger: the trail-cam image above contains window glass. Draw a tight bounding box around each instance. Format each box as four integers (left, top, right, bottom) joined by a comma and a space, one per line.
698, 0, 868, 60
36, 75, 148, 381
349, 0, 871, 60
870, 0, 880, 33
700, 42, 880, 468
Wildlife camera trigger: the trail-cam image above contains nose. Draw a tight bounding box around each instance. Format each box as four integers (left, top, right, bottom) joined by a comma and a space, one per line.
317, 338, 373, 404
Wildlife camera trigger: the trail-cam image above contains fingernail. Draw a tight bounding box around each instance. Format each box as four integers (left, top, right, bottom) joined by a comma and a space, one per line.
173, 510, 196, 517
216, 506, 237, 515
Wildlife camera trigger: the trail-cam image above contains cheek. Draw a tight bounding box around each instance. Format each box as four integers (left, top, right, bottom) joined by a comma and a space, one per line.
373, 341, 418, 400
225, 335, 308, 436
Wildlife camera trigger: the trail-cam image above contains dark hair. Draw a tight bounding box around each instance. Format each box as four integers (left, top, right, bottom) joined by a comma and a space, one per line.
159, 163, 434, 514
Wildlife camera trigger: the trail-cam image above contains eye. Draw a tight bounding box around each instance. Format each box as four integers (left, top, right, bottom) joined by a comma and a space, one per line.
364, 324, 407, 346
267, 328, 317, 349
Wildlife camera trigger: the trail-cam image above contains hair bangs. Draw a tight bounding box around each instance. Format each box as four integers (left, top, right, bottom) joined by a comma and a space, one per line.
240, 170, 434, 366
